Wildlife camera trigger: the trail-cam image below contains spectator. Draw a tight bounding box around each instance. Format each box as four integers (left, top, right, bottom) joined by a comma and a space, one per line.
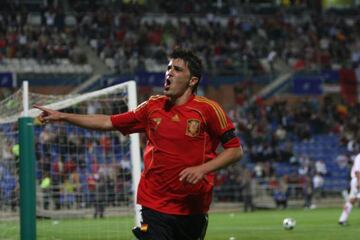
272, 185, 288, 209
312, 172, 325, 200
335, 154, 350, 169
315, 160, 327, 176
51, 175, 61, 210
40, 172, 51, 210
241, 169, 255, 212
94, 174, 107, 218
302, 175, 314, 209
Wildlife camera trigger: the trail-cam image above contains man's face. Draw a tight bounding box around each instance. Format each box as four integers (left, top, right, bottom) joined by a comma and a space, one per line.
164, 58, 194, 98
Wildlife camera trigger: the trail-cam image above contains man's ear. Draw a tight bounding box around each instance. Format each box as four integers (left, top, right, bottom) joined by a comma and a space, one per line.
189, 76, 199, 88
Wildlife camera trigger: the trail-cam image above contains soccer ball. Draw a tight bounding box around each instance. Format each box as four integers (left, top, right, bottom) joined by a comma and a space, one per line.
283, 218, 296, 230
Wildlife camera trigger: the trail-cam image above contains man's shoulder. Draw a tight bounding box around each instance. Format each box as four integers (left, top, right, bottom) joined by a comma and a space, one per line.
134, 95, 166, 112
140, 95, 167, 107
193, 96, 217, 104
192, 96, 223, 111
148, 95, 167, 103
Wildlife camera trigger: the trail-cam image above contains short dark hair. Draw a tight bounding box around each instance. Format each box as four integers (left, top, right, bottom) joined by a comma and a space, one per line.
169, 48, 203, 93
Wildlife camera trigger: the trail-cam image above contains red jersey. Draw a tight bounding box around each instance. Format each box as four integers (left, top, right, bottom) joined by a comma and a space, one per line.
111, 95, 240, 215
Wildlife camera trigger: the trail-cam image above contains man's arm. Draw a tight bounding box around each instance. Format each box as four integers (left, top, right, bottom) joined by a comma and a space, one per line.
356, 171, 360, 190
34, 105, 114, 131
179, 146, 243, 184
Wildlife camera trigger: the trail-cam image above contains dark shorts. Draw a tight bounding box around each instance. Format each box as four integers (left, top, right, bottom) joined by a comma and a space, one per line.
132, 207, 208, 240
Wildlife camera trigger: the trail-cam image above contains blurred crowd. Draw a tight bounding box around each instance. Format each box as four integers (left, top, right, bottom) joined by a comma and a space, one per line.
214, 93, 360, 208
1, 1, 360, 75
75, 2, 360, 74
0, 1, 85, 64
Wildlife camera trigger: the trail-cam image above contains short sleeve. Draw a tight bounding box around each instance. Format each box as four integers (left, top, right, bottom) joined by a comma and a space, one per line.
111, 100, 148, 135
204, 100, 240, 148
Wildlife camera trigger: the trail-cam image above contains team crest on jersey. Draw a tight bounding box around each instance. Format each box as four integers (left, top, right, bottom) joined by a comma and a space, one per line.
152, 118, 161, 129
186, 119, 200, 137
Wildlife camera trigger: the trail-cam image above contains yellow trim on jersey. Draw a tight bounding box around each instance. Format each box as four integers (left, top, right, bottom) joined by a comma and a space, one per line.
135, 95, 166, 112
194, 96, 227, 129
149, 95, 166, 101
135, 100, 148, 112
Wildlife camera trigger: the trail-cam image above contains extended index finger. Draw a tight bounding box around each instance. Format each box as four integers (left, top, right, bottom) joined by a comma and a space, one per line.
33, 105, 47, 112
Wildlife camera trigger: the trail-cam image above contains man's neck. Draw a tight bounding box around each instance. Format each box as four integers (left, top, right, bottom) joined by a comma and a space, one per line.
169, 91, 193, 106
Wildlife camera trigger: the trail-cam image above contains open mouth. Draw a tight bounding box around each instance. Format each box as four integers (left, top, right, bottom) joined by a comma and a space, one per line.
164, 78, 171, 90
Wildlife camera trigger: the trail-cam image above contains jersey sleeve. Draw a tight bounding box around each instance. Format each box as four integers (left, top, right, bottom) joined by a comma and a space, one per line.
110, 100, 148, 135
204, 100, 241, 149
222, 135, 241, 149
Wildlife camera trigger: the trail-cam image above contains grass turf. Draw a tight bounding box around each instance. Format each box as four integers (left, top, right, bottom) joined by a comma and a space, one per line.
0, 207, 359, 239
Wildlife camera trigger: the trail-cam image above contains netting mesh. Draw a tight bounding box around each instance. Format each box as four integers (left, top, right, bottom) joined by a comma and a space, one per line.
0, 89, 67, 123
0, 83, 139, 240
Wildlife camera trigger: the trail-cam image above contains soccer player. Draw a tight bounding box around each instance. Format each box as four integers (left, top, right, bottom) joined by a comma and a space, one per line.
338, 152, 360, 225
34, 48, 243, 240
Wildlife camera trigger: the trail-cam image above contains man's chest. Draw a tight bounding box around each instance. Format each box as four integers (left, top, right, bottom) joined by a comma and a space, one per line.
147, 107, 207, 140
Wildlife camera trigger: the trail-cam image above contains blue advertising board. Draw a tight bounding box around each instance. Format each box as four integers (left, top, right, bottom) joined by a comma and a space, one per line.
103, 71, 209, 88
293, 77, 323, 95
0, 72, 16, 88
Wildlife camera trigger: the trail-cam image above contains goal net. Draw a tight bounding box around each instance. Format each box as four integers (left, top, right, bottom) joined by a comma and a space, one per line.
0, 81, 141, 240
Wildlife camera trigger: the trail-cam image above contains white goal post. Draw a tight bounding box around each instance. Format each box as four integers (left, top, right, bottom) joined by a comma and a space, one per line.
126, 81, 142, 226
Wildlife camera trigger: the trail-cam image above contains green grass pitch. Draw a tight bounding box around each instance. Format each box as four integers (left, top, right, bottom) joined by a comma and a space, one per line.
0, 208, 359, 239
